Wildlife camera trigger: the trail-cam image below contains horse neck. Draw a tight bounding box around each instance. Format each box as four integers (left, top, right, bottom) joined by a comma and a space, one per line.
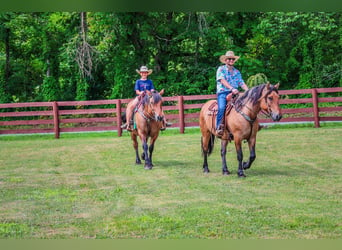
241, 101, 261, 120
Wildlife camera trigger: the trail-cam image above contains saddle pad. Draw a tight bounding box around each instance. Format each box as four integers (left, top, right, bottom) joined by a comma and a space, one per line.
207, 101, 218, 116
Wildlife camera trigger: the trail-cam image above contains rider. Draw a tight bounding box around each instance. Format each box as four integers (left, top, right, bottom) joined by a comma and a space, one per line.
121, 66, 170, 131
216, 51, 249, 137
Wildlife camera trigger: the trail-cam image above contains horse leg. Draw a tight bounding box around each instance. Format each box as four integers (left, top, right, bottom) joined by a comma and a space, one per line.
141, 139, 153, 170
221, 139, 231, 175
235, 139, 246, 177
243, 137, 256, 170
131, 133, 141, 164
148, 139, 155, 167
201, 135, 210, 173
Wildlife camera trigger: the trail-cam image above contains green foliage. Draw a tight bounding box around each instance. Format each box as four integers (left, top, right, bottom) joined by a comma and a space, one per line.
0, 12, 341, 103
246, 73, 269, 87
41, 77, 59, 101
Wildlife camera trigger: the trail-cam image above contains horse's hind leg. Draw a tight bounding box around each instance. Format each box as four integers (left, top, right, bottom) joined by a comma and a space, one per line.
235, 139, 246, 177
243, 137, 256, 170
201, 134, 210, 173
131, 133, 141, 164
220, 139, 231, 175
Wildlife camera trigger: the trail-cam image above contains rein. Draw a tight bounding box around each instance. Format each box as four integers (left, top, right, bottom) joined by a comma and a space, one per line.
232, 102, 256, 125
233, 88, 275, 124
232, 88, 275, 140
137, 95, 161, 123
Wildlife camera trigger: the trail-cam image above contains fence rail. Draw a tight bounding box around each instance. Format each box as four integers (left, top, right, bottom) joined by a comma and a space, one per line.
1, 87, 342, 138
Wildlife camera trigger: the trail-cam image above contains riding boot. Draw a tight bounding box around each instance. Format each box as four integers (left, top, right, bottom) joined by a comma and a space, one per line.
127, 120, 134, 131
160, 120, 172, 131
160, 120, 166, 131
216, 124, 224, 138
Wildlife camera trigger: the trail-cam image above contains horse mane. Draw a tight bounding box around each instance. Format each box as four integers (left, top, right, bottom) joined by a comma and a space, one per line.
141, 91, 162, 107
234, 83, 278, 110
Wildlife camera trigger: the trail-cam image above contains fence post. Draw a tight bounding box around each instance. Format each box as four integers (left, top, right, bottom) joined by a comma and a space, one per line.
52, 101, 60, 139
312, 88, 320, 128
116, 99, 122, 137
178, 95, 184, 134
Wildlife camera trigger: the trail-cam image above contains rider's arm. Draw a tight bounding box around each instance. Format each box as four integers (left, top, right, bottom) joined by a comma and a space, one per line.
240, 83, 249, 91
135, 90, 143, 95
220, 79, 239, 95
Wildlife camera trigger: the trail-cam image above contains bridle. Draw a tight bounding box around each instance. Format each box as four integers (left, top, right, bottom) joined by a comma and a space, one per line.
233, 88, 278, 124
231, 87, 278, 140
137, 94, 163, 122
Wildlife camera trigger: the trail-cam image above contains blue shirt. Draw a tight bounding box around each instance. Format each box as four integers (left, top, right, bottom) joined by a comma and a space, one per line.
216, 65, 245, 94
134, 79, 155, 92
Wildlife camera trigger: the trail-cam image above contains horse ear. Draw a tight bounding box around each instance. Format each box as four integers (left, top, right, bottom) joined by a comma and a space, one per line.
265, 82, 270, 90
159, 89, 164, 96
274, 83, 280, 89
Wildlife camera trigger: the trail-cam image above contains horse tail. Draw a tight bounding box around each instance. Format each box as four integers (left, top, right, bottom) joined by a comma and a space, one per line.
208, 133, 215, 156
201, 133, 215, 156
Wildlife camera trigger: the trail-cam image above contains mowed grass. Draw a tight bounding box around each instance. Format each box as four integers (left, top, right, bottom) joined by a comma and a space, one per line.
0, 125, 341, 239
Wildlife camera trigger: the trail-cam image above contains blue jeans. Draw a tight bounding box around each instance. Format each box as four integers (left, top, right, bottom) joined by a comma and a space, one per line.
216, 91, 229, 129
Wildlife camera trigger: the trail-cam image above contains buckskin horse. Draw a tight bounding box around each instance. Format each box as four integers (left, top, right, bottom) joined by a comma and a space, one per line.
127, 89, 165, 170
199, 83, 282, 177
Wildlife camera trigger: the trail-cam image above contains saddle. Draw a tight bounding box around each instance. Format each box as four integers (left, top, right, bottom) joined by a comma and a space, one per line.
207, 93, 236, 141
207, 93, 235, 116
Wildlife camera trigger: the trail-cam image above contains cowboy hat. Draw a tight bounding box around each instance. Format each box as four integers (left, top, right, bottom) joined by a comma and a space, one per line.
136, 66, 153, 75
219, 51, 240, 64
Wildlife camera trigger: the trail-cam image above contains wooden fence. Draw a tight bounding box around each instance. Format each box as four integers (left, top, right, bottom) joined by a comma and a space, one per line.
1, 87, 342, 138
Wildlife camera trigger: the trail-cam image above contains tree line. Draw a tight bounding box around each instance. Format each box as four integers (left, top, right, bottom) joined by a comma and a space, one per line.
0, 12, 341, 103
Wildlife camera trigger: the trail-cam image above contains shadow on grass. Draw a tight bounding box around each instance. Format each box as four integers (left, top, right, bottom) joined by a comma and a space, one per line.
248, 167, 296, 177
153, 159, 191, 169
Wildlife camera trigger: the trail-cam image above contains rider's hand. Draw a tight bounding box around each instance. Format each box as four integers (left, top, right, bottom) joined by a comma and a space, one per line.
232, 88, 239, 95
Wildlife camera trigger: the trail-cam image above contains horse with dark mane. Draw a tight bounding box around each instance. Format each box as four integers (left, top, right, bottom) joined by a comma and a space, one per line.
199, 83, 282, 177
127, 89, 165, 169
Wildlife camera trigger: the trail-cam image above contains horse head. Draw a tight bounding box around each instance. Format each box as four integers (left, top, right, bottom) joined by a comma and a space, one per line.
144, 89, 164, 122
259, 83, 282, 121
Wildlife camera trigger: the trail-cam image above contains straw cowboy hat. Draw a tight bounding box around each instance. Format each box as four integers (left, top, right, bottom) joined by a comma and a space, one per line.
219, 51, 240, 64
136, 66, 153, 75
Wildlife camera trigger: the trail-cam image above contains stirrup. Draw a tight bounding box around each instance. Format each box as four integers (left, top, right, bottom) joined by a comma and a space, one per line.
127, 125, 133, 132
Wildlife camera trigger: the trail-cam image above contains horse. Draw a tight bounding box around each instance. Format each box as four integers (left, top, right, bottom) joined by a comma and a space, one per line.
199, 83, 282, 177
128, 89, 165, 170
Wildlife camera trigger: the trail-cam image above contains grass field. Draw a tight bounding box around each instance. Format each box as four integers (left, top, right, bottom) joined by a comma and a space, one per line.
0, 124, 341, 239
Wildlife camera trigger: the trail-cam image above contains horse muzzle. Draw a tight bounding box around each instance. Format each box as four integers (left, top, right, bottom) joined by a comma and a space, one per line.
271, 112, 282, 122
155, 115, 164, 122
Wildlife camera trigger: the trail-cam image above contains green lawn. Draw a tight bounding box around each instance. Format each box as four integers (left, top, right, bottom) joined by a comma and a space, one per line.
0, 125, 341, 239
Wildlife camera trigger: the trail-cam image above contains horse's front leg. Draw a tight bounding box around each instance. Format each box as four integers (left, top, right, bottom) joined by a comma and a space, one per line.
141, 139, 153, 170
235, 139, 246, 177
148, 139, 156, 167
221, 139, 231, 175
243, 137, 256, 170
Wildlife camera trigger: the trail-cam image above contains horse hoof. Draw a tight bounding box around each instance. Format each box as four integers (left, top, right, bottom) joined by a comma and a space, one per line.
237, 172, 246, 178
243, 162, 250, 170
222, 171, 231, 175
135, 161, 142, 165
144, 165, 153, 170
203, 168, 210, 174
